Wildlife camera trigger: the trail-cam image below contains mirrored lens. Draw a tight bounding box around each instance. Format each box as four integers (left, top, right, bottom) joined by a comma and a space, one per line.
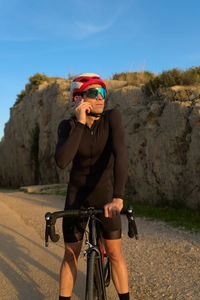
86, 88, 106, 99
99, 88, 106, 99
86, 88, 99, 98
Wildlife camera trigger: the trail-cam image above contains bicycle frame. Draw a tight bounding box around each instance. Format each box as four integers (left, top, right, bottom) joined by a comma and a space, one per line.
45, 206, 138, 300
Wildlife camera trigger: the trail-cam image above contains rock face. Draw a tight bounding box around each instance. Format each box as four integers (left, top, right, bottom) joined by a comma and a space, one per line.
1, 78, 200, 209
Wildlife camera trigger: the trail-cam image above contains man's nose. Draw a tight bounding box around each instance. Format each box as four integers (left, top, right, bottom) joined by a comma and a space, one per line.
97, 94, 104, 100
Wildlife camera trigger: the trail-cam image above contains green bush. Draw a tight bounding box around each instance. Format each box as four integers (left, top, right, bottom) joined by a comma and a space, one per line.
29, 73, 49, 86
182, 66, 200, 85
143, 66, 200, 96
14, 89, 26, 106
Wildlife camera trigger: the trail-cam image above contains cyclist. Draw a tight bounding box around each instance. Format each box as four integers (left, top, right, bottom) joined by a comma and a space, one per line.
55, 73, 130, 300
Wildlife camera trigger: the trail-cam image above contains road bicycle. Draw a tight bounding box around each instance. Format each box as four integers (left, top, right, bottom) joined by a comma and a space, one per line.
45, 207, 138, 300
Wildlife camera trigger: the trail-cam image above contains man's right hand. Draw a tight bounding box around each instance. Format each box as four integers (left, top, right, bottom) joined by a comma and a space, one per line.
74, 99, 92, 125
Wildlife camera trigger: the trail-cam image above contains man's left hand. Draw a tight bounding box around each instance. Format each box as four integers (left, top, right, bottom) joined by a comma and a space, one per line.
104, 198, 123, 218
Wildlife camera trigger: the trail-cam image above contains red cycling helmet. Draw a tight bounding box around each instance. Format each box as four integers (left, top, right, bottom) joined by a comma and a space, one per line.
70, 73, 107, 101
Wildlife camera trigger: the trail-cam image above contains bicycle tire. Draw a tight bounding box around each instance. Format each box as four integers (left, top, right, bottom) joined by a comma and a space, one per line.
85, 250, 96, 300
94, 258, 105, 300
85, 250, 106, 300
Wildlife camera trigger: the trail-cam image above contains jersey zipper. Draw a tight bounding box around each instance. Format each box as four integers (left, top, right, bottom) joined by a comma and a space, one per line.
90, 128, 94, 166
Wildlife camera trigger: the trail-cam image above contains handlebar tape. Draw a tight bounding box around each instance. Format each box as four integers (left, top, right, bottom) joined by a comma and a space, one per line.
49, 223, 60, 243
45, 212, 60, 246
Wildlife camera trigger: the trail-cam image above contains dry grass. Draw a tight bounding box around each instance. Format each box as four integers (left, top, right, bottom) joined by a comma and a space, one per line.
112, 71, 155, 87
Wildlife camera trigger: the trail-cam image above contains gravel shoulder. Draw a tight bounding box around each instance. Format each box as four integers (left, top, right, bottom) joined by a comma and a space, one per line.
0, 190, 200, 300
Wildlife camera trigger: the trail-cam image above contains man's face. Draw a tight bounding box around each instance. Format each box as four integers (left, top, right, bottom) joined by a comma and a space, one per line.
82, 84, 105, 114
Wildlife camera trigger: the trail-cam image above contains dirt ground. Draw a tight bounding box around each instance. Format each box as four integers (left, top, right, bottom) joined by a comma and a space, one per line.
0, 190, 199, 300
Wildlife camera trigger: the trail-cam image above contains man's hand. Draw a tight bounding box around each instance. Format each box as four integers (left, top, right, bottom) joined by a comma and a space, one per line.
74, 98, 92, 125
104, 198, 123, 218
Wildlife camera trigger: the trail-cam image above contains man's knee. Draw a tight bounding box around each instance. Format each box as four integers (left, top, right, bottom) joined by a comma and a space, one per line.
107, 248, 123, 262
104, 240, 123, 262
63, 241, 82, 262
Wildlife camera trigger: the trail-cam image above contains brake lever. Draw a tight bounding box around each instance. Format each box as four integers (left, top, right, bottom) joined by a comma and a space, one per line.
45, 212, 51, 247
126, 206, 139, 240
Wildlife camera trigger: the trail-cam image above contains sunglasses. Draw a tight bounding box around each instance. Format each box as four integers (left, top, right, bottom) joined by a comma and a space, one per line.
82, 87, 106, 99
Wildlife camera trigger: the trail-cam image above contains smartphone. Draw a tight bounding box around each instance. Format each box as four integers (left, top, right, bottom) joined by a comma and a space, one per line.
74, 96, 82, 107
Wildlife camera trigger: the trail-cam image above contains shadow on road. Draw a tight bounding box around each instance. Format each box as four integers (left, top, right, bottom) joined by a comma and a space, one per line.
0, 224, 87, 299
1, 224, 62, 261
0, 230, 51, 299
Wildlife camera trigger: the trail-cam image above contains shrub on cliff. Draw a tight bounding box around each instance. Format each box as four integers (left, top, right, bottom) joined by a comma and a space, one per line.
14, 89, 26, 106
13, 73, 49, 106
25, 72, 50, 94
143, 66, 200, 96
112, 71, 155, 86
29, 73, 49, 86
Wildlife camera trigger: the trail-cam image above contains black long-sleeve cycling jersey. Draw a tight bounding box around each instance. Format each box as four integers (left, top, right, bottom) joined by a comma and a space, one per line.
55, 108, 127, 209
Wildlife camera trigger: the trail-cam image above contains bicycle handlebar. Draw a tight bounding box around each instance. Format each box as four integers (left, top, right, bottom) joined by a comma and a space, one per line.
45, 207, 138, 247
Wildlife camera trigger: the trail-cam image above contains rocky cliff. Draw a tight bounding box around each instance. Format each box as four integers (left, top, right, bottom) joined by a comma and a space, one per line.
1, 78, 200, 209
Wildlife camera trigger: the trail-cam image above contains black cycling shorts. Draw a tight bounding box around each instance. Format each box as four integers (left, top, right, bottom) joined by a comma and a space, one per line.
62, 213, 121, 243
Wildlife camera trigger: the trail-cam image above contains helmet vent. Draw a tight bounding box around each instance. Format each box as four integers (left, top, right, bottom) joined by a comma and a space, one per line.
80, 78, 89, 82
92, 77, 99, 79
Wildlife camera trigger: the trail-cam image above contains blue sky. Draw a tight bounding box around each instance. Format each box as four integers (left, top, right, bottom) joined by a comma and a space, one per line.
1, 0, 200, 139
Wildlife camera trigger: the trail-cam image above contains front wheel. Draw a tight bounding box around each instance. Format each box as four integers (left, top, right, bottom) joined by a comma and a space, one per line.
85, 250, 106, 300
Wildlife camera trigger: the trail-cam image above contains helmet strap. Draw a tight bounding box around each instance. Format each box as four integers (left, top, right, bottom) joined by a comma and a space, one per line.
87, 112, 102, 117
